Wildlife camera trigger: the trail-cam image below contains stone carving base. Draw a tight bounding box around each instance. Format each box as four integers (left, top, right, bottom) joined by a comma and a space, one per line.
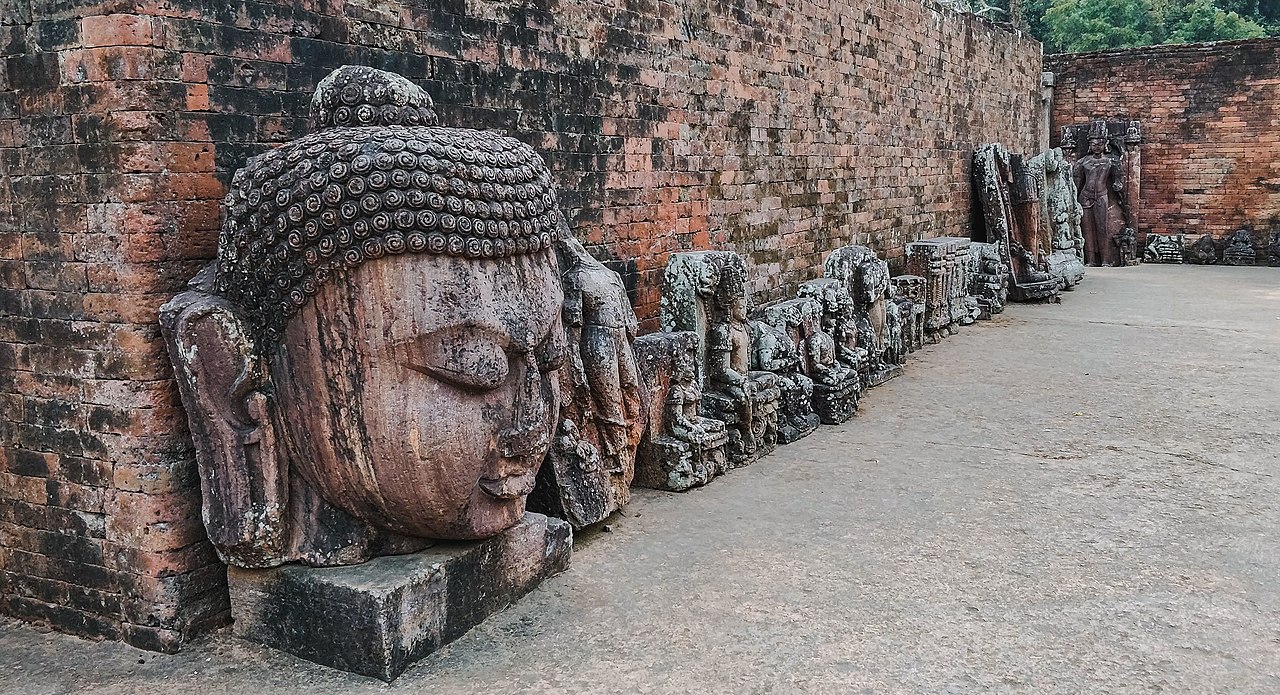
1009, 278, 1062, 303
1048, 251, 1086, 287
635, 434, 728, 491
1186, 235, 1218, 264
812, 381, 859, 425
775, 396, 820, 444
865, 364, 904, 389
228, 513, 571, 681
1223, 230, 1257, 266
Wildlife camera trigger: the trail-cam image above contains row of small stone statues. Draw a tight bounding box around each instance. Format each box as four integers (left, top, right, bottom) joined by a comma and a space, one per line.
161, 65, 1002, 571
540, 235, 1004, 529
154, 64, 1016, 679
1145, 230, 1280, 266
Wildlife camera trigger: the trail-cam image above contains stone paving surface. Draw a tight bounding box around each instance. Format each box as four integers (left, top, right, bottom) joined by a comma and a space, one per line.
3, 265, 1278, 694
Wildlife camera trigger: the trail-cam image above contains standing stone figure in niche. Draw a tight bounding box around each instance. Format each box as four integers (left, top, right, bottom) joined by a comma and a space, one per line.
661, 251, 780, 466
531, 237, 646, 528
160, 66, 571, 569
968, 241, 1009, 318
824, 245, 903, 387
559, 238, 644, 474
1073, 126, 1131, 267
890, 275, 926, 354
1222, 229, 1257, 266
631, 331, 729, 491
883, 299, 905, 367
1113, 227, 1137, 266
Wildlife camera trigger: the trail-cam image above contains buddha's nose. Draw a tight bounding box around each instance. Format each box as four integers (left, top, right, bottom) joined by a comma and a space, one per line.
497, 352, 553, 464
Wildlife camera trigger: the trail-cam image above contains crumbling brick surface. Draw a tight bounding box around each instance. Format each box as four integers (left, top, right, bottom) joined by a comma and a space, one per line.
1, 0, 1041, 650
1048, 39, 1280, 250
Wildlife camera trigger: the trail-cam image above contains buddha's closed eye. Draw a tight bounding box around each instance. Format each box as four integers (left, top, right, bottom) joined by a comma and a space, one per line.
401, 325, 511, 391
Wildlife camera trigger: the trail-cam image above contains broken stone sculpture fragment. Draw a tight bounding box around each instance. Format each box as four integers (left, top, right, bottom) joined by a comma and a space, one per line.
972, 143, 1063, 302
529, 236, 647, 529
1029, 147, 1087, 288
905, 237, 977, 340
1222, 230, 1256, 266
1186, 234, 1218, 264
1143, 234, 1185, 263
661, 251, 781, 467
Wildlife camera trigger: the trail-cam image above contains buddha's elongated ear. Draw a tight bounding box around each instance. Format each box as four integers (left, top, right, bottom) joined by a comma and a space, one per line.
160, 286, 290, 568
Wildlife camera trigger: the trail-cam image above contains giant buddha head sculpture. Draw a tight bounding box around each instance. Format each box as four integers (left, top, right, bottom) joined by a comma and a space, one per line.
161, 66, 567, 567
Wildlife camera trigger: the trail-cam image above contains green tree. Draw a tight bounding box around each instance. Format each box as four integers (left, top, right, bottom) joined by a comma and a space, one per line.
1214, 0, 1280, 27
1043, 0, 1158, 52
1155, 0, 1268, 42
1021, 0, 1060, 51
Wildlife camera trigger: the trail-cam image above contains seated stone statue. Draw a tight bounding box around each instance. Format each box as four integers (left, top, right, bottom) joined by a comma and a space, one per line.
794, 282, 862, 424
666, 347, 730, 448
1270, 232, 1280, 267
1222, 230, 1256, 266
661, 251, 780, 466
631, 332, 729, 491
161, 66, 570, 568
751, 303, 819, 444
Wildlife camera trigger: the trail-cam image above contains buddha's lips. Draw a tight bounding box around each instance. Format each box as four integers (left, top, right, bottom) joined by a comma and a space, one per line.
479, 470, 537, 500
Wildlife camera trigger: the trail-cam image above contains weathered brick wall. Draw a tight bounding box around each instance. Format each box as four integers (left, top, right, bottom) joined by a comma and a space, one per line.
1, 0, 1042, 650
0, 1, 230, 651
1047, 39, 1280, 248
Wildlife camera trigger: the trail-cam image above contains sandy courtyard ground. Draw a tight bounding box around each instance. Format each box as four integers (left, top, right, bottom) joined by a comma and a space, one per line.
2, 265, 1278, 694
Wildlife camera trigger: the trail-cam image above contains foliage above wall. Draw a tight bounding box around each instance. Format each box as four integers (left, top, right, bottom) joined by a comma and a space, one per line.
971, 0, 1278, 53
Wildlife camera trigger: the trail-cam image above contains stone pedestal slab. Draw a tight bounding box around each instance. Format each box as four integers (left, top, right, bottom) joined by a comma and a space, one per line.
228, 513, 571, 681
865, 364, 904, 389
